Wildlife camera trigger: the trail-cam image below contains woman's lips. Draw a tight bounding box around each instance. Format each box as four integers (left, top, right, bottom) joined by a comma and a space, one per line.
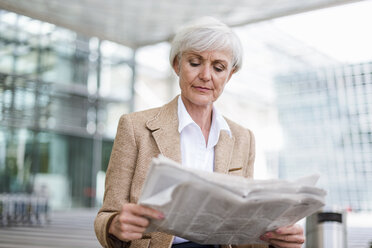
193, 86, 211, 93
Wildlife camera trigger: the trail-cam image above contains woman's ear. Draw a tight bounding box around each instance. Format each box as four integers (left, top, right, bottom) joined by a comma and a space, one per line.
172, 56, 180, 76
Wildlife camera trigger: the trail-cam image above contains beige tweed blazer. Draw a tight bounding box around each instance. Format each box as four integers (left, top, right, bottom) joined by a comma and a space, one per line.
94, 96, 268, 248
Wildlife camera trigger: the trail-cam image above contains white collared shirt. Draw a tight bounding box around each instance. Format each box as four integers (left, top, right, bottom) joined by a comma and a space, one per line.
173, 96, 231, 244
177, 96, 231, 172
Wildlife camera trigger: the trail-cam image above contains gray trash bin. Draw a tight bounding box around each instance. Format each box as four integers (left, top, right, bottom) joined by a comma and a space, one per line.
306, 211, 347, 248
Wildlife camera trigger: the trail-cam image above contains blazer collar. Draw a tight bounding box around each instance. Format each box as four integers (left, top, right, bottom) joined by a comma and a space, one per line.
146, 96, 182, 164
146, 95, 235, 173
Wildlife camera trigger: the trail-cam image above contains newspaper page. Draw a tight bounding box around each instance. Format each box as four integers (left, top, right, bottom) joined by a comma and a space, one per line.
138, 156, 326, 245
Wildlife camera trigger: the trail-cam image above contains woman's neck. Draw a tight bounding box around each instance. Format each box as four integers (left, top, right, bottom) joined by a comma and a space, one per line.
181, 96, 213, 145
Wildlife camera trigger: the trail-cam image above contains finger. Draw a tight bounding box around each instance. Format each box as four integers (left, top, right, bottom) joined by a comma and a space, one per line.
109, 214, 145, 242
120, 223, 146, 234
273, 234, 305, 244
275, 224, 303, 235
119, 212, 150, 227
124, 203, 164, 220
263, 232, 305, 244
267, 238, 304, 248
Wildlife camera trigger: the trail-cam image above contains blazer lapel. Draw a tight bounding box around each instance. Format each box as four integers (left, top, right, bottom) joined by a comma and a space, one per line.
214, 130, 235, 174
146, 96, 182, 164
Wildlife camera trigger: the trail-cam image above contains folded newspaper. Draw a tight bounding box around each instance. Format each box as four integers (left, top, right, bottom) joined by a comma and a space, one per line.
138, 156, 326, 245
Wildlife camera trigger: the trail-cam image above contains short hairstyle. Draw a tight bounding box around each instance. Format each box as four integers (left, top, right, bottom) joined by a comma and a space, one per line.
169, 16, 243, 72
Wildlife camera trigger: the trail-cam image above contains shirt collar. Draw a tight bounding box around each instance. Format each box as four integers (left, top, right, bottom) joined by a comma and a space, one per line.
177, 96, 232, 142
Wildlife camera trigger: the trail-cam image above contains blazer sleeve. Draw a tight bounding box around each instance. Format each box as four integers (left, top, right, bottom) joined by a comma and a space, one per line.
94, 114, 138, 248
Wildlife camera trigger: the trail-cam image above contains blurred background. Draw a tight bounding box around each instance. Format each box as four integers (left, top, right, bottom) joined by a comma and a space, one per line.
0, 0, 371, 247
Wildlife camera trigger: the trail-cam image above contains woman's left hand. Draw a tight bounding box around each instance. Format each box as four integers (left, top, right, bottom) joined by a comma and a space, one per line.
260, 224, 305, 248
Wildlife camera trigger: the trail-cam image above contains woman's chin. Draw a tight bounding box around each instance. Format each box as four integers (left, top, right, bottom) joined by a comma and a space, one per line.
181, 93, 215, 108
191, 99, 214, 108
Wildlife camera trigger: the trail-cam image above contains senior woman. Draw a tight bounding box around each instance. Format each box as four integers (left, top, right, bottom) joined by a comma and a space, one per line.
95, 17, 304, 248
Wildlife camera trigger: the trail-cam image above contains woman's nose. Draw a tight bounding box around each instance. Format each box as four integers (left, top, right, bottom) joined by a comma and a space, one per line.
199, 65, 211, 81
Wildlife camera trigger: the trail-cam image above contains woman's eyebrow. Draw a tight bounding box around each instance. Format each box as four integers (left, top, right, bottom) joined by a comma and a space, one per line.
214, 59, 228, 63
186, 52, 203, 59
213, 59, 229, 67
186, 52, 229, 65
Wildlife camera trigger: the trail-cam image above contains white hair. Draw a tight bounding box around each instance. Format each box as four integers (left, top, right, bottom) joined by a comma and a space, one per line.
169, 16, 243, 72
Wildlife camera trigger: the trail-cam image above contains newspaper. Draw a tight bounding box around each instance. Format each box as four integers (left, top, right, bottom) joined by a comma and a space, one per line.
138, 156, 326, 245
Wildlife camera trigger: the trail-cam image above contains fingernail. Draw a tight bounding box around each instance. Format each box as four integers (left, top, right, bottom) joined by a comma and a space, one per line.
158, 213, 164, 219
265, 232, 272, 238
276, 229, 281, 234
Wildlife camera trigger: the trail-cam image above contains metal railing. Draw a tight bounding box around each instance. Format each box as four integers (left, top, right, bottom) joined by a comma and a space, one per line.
0, 193, 49, 226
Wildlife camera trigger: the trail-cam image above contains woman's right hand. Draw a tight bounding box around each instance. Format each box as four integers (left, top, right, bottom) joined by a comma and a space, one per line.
108, 203, 164, 241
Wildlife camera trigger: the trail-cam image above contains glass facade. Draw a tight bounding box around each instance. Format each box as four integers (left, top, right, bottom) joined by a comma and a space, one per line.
275, 62, 372, 211
0, 10, 133, 209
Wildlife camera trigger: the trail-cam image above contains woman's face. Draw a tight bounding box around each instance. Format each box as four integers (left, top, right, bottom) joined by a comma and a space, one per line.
173, 50, 235, 108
